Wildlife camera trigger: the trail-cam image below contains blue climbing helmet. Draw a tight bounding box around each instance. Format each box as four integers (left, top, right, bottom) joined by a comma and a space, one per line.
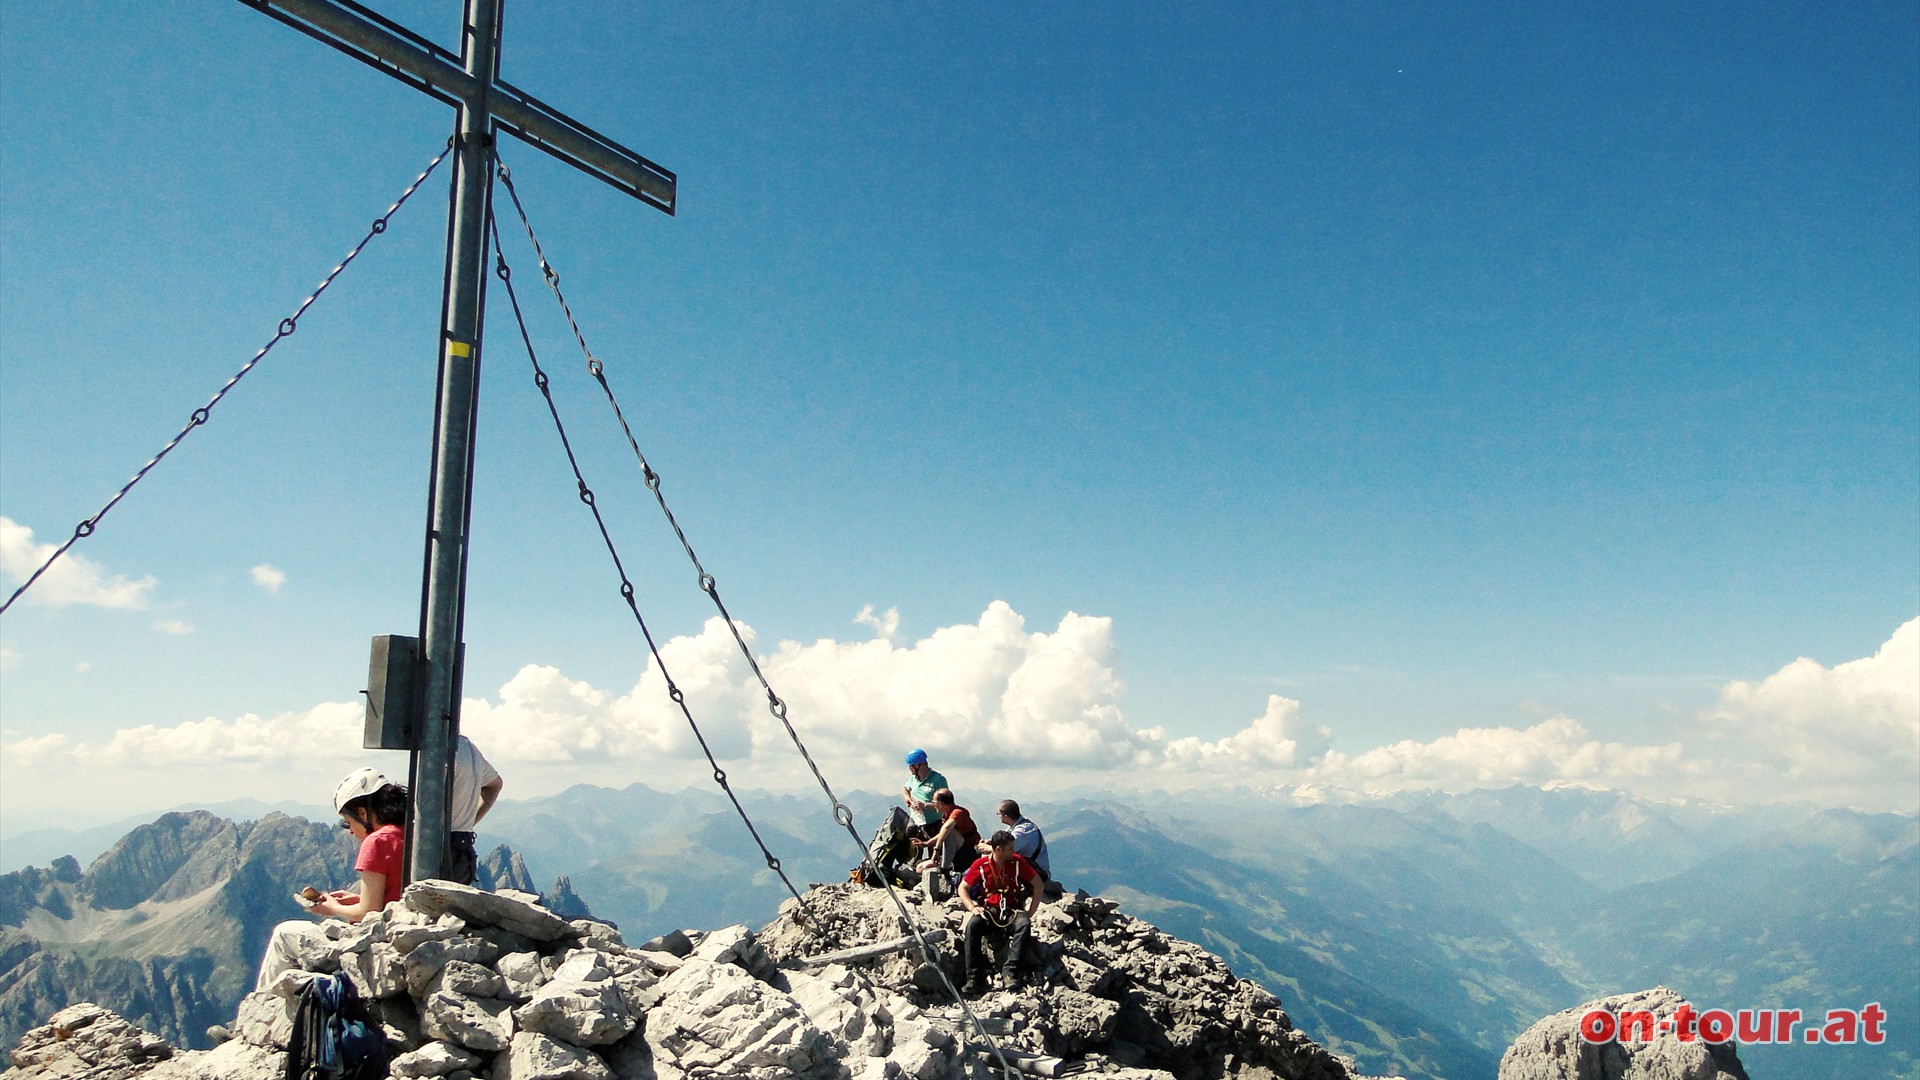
905, 749, 928, 766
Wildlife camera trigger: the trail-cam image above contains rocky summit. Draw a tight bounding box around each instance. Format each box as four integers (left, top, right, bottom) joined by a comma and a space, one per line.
6, 878, 1369, 1080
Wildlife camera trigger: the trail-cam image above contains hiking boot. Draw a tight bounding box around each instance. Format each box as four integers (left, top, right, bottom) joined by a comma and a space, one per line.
996, 969, 1021, 991
962, 976, 988, 996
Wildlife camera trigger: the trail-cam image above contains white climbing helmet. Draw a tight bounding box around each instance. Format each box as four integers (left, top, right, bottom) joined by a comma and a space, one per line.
332, 767, 390, 813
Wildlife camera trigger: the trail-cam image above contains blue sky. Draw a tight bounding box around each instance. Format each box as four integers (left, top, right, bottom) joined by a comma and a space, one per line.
2, 1, 1915, 831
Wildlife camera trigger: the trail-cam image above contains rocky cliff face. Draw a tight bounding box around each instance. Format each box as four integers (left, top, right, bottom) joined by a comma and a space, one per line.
8, 879, 1368, 1080
0, 812, 576, 1055
0, 811, 350, 1053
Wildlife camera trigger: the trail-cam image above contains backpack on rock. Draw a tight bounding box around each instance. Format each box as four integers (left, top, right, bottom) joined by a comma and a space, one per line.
286, 971, 389, 1080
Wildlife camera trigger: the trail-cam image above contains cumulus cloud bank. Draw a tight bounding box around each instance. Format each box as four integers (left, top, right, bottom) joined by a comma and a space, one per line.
1317, 717, 1682, 792
1693, 617, 1919, 807
4, 606, 1913, 813
0, 517, 155, 609
4, 701, 365, 770
462, 602, 1173, 772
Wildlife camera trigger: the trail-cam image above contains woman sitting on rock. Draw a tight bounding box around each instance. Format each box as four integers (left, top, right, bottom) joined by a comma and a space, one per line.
253, 768, 408, 991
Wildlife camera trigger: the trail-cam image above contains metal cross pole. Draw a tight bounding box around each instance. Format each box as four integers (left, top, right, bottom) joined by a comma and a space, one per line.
238, 0, 675, 883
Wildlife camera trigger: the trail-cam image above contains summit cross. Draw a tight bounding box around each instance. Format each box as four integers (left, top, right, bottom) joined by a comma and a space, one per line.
237, 0, 675, 883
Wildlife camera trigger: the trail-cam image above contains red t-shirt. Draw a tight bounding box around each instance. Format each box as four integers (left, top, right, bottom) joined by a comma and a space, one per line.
354, 825, 406, 907
961, 853, 1038, 901
945, 806, 982, 851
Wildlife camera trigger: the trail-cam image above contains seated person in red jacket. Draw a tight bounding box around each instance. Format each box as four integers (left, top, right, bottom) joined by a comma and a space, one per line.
254, 768, 409, 991
910, 788, 981, 878
958, 830, 1042, 994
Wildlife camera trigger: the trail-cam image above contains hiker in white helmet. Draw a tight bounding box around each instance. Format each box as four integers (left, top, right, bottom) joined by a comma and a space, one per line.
252, 767, 410, 992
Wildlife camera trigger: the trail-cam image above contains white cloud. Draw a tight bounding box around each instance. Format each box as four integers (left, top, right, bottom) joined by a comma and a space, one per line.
854, 604, 900, 641
1692, 617, 1919, 810
153, 619, 194, 636
0, 517, 155, 609
74, 661, 91, 674
69, 701, 365, 768
760, 602, 1161, 770
251, 564, 287, 593
4, 732, 71, 763
0, 644, 16, 672
465, 603, 1163, 773
1164, 695, 1333, 770
1311, 716, 1683, 793
4, 606, 1912, 815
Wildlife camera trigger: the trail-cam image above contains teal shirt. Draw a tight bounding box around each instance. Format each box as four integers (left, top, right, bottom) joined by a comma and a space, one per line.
906, 768, 949, 826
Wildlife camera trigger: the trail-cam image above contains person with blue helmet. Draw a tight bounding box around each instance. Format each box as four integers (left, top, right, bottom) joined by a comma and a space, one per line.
900, 749, 948, 831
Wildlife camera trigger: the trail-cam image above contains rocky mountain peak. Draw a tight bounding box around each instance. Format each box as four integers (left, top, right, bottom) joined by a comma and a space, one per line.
9, 878, 1369, 1079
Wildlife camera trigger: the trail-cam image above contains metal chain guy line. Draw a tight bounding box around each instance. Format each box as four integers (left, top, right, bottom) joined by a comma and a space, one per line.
486, 204, 817, 928
0, 144, 454, 617
492, 159, 1017, 1078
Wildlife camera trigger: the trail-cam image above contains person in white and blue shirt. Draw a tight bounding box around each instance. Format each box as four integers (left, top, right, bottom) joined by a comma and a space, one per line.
992, 798, 1050, 880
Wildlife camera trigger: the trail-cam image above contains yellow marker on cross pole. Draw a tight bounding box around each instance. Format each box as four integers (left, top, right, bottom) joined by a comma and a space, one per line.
447, 340, 472, 359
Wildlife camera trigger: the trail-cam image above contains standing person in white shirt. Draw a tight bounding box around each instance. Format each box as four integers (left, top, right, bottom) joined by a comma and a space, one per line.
447, 735, 504, 885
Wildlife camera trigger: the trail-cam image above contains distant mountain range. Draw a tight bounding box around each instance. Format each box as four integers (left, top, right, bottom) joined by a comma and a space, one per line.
0, 810, 567, 1053
2, 784, 1913, 1080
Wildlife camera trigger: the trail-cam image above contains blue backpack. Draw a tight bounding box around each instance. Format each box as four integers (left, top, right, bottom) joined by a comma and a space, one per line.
286, 971, 389, 1080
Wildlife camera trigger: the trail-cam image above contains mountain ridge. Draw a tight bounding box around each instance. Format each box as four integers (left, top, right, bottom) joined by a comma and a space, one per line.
3, 785, 1912, 1079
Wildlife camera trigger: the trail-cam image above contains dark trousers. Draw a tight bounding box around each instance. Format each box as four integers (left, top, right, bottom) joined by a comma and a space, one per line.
963, 909, 1030, 984
449, 831, 478, 886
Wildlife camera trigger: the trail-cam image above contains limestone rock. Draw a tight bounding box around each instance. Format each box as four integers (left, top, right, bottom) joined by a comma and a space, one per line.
390, 1039, 484, 1077
422, 989, 515, 1052
404, 881, 576, 942
785, 964, 891, 1058
754, 882, 1354, 1080
342, 940, 410, 1000
496, 1031, 614, 1080
440, 959, 508, 999
498, 951, 550, 1002
571, 919, 623, 952
12, 874, 1363, 1080
644, 959, 845, 1080
691, 924, 753, 966
153, 1039, 284, 1080
232, 992, 296, 1050
636, 930, 692, 958
1498, 987, 1751, 1080
5, 1003, 173, 1078
393, 917, 467, 956
516, 972, 636, 1047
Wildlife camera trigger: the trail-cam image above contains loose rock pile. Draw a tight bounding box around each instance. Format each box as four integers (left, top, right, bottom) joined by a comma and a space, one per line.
7, 880, 1361, 1080
5, 1003, 174, 1080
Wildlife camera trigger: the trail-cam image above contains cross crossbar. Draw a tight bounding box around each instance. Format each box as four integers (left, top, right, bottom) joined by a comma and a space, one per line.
242, 0, 675, 212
